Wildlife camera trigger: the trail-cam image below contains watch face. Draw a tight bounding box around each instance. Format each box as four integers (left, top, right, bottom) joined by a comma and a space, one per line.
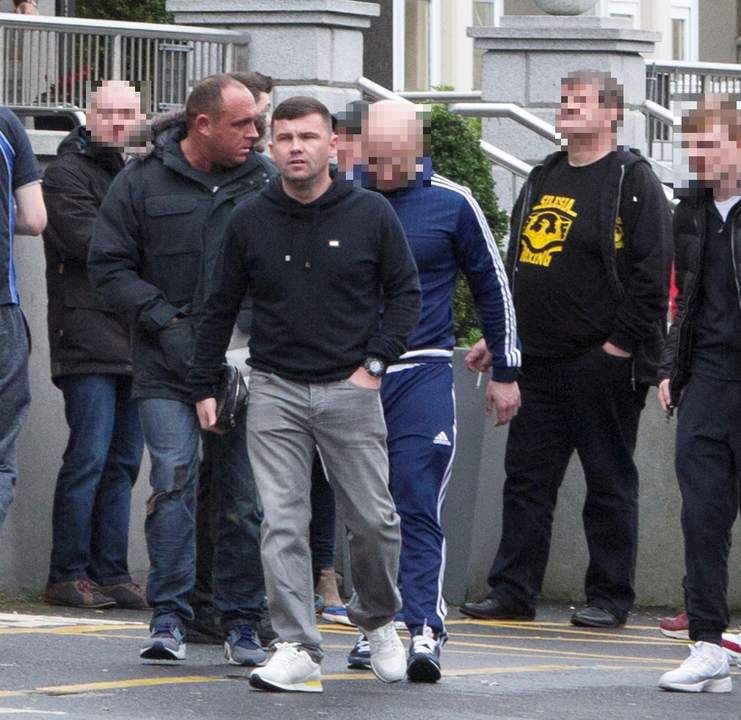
368, 359, 384, 375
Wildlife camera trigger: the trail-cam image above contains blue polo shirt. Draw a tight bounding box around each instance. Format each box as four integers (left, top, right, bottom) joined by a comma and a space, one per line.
0, 107, 43, 305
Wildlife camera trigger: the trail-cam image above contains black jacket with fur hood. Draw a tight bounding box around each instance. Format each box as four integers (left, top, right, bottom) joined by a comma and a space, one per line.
88, 121, 278, 402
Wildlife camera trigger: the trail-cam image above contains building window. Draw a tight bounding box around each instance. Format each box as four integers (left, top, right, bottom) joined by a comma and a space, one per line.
672, 18, 685, 61
473, 1, 494, 27
472, 0, 502, 90
393, 0, 441, 92
405, 0, 430, 91
596, 0, 640, 29
671, 0, 698, 62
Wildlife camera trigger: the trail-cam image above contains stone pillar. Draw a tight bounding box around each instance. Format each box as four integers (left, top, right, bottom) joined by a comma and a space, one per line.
470, 16, 660, 211
167, 0, 380, 112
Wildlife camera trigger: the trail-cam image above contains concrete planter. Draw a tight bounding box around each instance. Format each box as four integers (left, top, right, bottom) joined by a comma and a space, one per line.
533, 0, 598, 14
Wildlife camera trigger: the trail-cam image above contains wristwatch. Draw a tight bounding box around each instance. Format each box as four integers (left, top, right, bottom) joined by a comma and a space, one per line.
363, 357, 387, 378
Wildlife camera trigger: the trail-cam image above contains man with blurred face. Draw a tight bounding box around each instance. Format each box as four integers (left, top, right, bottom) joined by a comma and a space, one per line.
335, 100, 369, 184
189, 96, 421, 693
89, 75, 278, 663
657, 96, 741, 693
342, 100, 519, 681
42, 80, 148, 611
229, 72, 273, 154
461, 70, 672, 630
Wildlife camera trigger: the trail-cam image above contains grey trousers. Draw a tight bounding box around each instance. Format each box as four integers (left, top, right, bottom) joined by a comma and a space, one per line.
0, 304, 30, 536
247, 371, 402, 660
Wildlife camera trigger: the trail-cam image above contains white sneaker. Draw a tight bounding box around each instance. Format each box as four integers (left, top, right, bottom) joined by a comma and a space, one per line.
249, 642, 322, 693
359, 621, 406, 683
658, 642, 732, 693
722, 631, 741, 666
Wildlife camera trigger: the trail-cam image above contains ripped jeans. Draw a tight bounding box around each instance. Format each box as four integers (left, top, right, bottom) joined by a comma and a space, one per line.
139, 398, 200, 629
138, 397, 265, 631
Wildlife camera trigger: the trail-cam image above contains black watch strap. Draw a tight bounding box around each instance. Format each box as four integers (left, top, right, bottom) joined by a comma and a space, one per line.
363, 356, 387, 378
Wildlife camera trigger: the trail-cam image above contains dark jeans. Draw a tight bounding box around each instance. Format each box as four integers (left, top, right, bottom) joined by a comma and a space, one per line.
0, 304, 30, 535
139, 398, 263, 631
487, 347, 647, 622
675, 374, 741, 645
49, 374, 143, 585
309, 453, 337, 579
193, 406, 265, 630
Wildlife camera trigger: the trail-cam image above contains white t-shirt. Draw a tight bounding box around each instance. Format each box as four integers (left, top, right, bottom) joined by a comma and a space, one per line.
714, 196, 741, 222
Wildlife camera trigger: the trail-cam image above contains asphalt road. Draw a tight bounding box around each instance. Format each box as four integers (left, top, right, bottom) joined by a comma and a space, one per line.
0, 602, 737, 719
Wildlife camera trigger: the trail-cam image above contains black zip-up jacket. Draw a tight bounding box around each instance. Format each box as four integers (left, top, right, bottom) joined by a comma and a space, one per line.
658, 196, 741, 409
43, 126, 131, 382
506, 149, 673, 385
88, 122, 279, 402
189, 174, 422, 399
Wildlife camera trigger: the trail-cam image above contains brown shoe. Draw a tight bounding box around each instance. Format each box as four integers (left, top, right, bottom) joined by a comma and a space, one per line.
97, 582, 150, 610
44, 579, 117, 609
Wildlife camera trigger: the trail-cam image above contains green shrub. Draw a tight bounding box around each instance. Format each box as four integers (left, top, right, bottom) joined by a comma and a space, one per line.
76, 0, 172, 23
429, 104, 509, 346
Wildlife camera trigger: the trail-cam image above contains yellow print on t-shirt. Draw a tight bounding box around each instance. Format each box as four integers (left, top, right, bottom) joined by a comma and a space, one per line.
614, 217, 624, 249
519, 195, 577, 267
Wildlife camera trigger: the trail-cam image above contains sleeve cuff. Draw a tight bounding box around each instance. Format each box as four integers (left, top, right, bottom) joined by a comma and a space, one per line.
490, 366, 520, 383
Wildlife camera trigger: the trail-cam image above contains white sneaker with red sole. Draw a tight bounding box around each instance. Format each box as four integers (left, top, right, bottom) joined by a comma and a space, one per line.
722, 631, 741, 666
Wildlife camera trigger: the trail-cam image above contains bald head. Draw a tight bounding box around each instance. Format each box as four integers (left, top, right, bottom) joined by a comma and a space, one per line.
87, 80, 145, 149
367, 100, 426, 190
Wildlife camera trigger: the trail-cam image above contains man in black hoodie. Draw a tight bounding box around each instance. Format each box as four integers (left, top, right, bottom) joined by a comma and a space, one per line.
43, 80, 148, 611
190, 97, 421, 693
89, 75, 277, 665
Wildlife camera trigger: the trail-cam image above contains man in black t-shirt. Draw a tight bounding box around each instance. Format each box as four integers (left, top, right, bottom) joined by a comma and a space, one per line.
460, 70, 672, 629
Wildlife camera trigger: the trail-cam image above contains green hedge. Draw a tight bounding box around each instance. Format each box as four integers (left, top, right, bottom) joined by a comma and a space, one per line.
76, 0, 172, 23
429, 104, 509, 347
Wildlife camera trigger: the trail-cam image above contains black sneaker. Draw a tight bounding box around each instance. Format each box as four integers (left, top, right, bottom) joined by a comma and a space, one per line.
224, 624, 267, 666
140, 621, 186, 661
186, 610, 222, 645
347, 633, 371, 669
406, 626, 442, 683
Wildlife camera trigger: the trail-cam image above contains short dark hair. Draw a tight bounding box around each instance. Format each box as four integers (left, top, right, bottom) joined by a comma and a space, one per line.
563, 70, 624, 118
228, 71, 274, 98
185, 75, 246, 131
336, 100, 369, 136
272, 96, 333, 135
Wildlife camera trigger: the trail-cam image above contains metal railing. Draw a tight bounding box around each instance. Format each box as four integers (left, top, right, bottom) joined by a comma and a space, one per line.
0, 14, 248, 116
399, 90, 483, 103
451, 102, 557, 143
358, 77, 536, 178
356, 77, 681, 203
645, 60, 741, 147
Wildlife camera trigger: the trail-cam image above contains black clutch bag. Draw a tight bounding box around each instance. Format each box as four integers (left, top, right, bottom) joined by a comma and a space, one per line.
214, 364, 248, 432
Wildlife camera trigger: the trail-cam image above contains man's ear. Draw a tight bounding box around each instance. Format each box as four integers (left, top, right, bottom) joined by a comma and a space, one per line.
194, 113, 211, 136
328, 132, 338, 160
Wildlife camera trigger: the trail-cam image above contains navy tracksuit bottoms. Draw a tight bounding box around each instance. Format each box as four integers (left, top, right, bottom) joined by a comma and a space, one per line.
382, 362, 456, 638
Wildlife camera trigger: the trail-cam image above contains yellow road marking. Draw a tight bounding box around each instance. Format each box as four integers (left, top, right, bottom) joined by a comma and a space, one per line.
37, 676, 227, 694
0, 624, 146, 636
445, 634, 673, 647
442, 641, 685, 665
448, 619, 682, 632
